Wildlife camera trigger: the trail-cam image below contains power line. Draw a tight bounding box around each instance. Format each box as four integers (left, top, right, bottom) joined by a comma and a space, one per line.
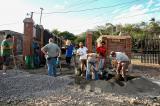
63, 1, 142, 28
56, 9, 160, 32
115, 9, 160, 19
34, 0, 139, 14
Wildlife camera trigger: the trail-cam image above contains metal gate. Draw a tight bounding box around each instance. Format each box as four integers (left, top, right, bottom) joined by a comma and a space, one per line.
141, 37, 160, 64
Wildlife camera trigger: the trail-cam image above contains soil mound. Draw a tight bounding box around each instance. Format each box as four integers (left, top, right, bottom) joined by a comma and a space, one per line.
83, 77, 160, 97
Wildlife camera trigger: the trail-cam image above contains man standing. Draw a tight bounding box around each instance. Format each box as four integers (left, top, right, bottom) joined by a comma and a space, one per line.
32, 38, 40, 68
0, 34, 13, 74
110, 51, 130, 81
77, 42, 88, 76
41, 38, 61, 77
96, 41, 106, 73
86, 53, 99, 80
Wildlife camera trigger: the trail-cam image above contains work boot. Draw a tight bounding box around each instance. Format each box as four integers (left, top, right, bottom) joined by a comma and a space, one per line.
123, 76, 127, 82
115, 74, 121, 80
2, 65, 7, 75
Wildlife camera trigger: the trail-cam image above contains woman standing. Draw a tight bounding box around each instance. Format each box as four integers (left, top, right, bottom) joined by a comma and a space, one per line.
65, 40, 74, 66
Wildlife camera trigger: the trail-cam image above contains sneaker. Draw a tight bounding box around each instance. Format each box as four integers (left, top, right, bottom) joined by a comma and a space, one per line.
2, 72, 6, 75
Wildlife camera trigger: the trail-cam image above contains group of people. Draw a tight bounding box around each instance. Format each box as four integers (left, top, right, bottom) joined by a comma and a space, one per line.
1, 35, 130, 81
76, 41, 107, 80
62, 39, 130, 81
66, 41, 130, 81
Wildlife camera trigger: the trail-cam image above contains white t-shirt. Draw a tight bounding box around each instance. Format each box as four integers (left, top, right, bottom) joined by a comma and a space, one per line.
77, 47, 88, 60
116, 52, 130, 62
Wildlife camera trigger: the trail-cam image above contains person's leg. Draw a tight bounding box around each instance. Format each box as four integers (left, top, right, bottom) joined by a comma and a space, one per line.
84, 59, 87, 69
98, 59, 104, 74
101, 59, 105, 70
3, 56, 10, 74
86, 61, 91, 80
66, 57, 69, 64
80, 60, 84, 75
52, 58, 57, 77
92, 62, 98, 80
83, 59, 87, 76
47, 58, 53, 76
121, 62, 129, 81
80, 59, 83, 72
116, 63, 122, 75
81, 60, 85, 76
2, 65, 7, 73
34, 56, 39, 68
68, 57, 72, 65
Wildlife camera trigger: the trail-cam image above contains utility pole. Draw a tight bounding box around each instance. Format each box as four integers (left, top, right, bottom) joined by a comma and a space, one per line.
40, 7, 44, 25
31, 12, 34, 19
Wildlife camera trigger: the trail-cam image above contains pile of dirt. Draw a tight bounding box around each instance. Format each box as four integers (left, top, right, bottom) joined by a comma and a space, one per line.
82, 77, 160, 97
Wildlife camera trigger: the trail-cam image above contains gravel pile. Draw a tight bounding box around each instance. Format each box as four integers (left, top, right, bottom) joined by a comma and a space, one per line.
0, 69, 160, 105
82, 77, 160, 97
0, 70, 74, 102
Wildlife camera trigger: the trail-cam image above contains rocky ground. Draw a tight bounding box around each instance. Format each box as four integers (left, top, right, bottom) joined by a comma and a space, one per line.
0, 60, 160, 106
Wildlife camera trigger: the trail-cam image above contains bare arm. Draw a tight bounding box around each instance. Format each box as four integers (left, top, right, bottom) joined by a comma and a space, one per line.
41, 47, 47, 55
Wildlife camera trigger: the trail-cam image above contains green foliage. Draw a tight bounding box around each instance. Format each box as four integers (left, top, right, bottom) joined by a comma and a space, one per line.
51, 29, 60, 35
74, 32, 86, 44
51, 18, 160, 50
59, 31, 76, 41
93, 18, 160, 51
51, 29, 76, 42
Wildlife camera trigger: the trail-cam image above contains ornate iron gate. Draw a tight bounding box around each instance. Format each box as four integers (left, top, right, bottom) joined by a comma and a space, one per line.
141, 37, 160, 64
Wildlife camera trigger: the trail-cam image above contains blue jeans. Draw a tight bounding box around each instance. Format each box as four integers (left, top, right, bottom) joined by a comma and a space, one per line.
86, 61, 98, 80
33, 55, 40, 67
47, 57, 57, 77
98, 59, 105, 72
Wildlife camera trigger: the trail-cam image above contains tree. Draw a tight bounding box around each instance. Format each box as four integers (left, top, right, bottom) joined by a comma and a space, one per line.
51, 29, 60, 36
59, 31, 76, 41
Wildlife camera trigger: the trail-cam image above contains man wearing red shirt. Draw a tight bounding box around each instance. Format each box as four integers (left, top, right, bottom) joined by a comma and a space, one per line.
96, 41, 106, 74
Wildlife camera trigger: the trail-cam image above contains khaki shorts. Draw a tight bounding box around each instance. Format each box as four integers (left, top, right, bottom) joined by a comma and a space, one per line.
120, 61, 130, 70
80, 59, 87, 66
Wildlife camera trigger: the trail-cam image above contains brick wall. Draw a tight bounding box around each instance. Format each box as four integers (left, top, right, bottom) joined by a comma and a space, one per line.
86, 32, 92, 53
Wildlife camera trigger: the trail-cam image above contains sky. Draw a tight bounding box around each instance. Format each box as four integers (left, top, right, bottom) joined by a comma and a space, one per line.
0, 0, 160, 35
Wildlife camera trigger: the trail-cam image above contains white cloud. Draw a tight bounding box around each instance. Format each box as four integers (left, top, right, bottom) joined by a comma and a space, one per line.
129, 4, 144, 11
155, 2, 160, 7
112, 9, 121, 14
0, 0, 39, 33
147, 0, 155, 8
0, 0, 96, 34
150, 7, 160, 11
42, 14, 106, 34
113, 4, 150, 24
54, 4, 66, 10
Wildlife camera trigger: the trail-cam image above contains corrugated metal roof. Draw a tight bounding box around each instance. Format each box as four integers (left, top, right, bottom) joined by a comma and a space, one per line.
0, 30, 23, 36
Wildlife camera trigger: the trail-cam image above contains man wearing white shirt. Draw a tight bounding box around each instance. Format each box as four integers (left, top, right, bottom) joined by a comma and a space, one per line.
110, 51, 130, 81
77, 42, 88, 76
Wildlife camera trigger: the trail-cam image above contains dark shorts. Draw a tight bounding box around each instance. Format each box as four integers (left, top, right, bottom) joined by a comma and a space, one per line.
2, 56, 11, 66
